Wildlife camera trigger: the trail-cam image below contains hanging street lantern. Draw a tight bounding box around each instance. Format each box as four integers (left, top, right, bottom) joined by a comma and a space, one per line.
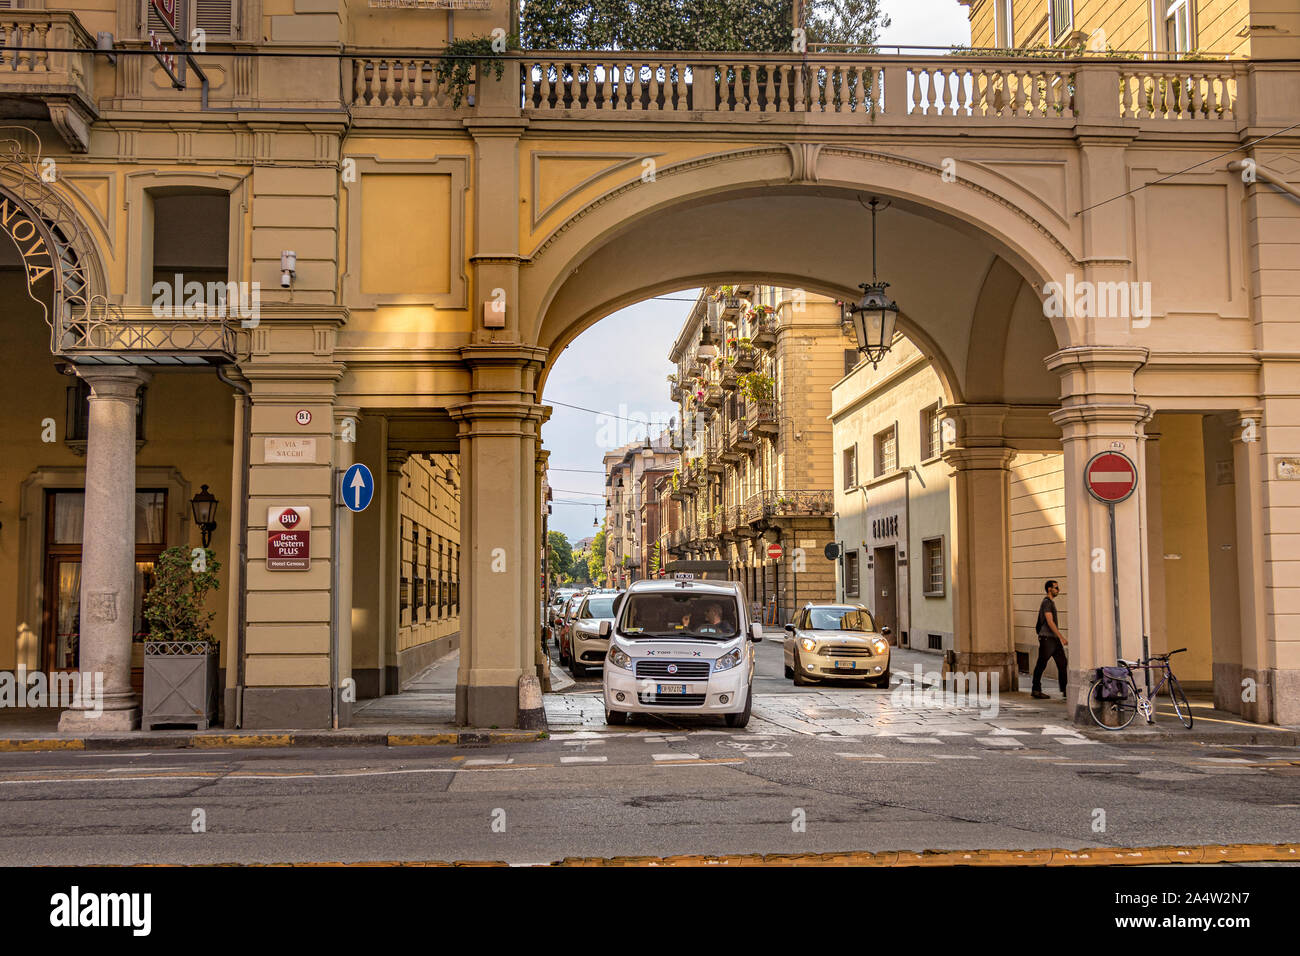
190, 484, 219, 548
843, 197, 900, 369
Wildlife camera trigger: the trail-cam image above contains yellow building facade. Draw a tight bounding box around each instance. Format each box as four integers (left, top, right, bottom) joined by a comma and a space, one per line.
0, 0, 1295, 730
960, 0, 1296, 57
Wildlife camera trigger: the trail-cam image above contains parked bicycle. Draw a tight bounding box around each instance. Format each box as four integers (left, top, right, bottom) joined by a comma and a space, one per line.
1086, 649, 1193, 730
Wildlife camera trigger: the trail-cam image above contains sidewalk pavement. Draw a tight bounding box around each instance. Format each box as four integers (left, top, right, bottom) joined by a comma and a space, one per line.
2, 650, 1296, 751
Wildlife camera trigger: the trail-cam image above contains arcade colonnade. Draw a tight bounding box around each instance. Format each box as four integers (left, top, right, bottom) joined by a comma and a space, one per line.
15, 57, 1294, 731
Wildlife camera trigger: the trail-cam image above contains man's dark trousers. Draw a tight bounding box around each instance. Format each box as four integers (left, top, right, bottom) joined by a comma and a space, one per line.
1032, 636, 1068, 695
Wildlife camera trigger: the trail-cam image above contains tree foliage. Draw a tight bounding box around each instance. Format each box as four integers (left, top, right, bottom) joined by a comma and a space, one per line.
803, 0, 889, 51
521, 0, 794, 52
547, 530, 574, 581
588, 528, 607, 581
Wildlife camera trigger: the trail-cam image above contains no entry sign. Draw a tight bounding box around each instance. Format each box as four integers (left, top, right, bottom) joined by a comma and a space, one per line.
1084, 451, 1137, 504
767, 543, 783, 560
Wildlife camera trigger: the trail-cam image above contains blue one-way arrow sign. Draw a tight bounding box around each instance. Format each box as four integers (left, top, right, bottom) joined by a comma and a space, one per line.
341, 463, 374, 513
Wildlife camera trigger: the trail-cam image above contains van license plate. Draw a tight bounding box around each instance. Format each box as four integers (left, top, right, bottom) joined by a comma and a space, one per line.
835, 661, 855, 670
657, 684, 686, 695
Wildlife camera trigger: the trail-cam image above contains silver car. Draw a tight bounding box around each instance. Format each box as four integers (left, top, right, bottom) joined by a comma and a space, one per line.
784, 604, 892, 688
565, 591, 621, 678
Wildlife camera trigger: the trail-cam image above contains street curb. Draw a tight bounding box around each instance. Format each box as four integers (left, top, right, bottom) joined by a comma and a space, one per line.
1077, 728, 1300, 746
165, 843, 1300, 867
548, 843, 1300, 866
0, 729, 547, 753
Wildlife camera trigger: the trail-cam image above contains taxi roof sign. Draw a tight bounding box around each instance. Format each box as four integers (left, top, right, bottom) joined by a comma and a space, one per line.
673, 572, 695, 580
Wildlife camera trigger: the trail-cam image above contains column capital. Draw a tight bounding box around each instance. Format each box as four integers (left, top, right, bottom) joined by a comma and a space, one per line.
1229, 408, 1264, 445
942, 445, 1016, 472
74, 364, 151, 399
1049, 401, 1152, 438
448, 399, 551, 439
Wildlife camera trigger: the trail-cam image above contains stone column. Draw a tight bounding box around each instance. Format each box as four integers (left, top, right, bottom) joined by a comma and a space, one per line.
535, 448, 551, 691
943, 445, 1019, 692
1047, 347, 1151, 725
380, 445, 405, 696
448, 345, 549, 727
333, 404, 359, 725
60, 366, 151, 733
1232, 409, 1273, 723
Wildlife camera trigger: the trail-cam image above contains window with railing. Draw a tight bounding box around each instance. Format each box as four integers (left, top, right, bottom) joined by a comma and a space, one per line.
922, 404, 942, 461
143, 0, 239, 40
922, 537, 945, 597
874, 425, 897, 476
843, 444, 857, 491
1049, 0, 1073, 41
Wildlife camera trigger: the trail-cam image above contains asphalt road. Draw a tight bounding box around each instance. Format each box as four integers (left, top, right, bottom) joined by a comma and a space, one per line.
1, 720, 1296, 865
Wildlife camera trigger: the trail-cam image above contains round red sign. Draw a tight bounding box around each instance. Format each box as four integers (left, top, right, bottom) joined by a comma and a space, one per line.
1084, 451, 1138, 504
767, 543, 783, 559
279, 508, 301, 528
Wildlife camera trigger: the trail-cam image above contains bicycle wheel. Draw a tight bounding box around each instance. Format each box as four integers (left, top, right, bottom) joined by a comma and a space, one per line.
1087, 678, 1137, 730
1168, 676, 1193, 729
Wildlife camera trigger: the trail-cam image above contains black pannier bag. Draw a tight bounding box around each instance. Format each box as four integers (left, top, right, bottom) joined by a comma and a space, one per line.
1096, 666, 1131, 701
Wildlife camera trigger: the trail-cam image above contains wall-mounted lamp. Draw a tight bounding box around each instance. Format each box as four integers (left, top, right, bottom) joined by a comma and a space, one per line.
280, 250, 297, 289
190, 484, 219, 548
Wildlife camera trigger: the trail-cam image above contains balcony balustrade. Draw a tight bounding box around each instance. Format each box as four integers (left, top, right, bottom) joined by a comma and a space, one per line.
745, 399, 779, 434
732, 344, 757, 372
512, 54, 1243, 126
743, 489, 835, 524
0, 12, 97, 152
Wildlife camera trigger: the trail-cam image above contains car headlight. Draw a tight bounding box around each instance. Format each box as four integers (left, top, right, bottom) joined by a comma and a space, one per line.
714, 647, 743, 672
799, 637, 817, 652
873, 638, 889, 655
607, 645, 632, 670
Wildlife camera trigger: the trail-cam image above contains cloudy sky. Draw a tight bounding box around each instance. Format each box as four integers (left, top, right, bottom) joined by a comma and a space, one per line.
540, 0, 972, 543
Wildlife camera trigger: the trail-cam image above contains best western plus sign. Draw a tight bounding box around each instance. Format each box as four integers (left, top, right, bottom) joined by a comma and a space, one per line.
267, 506, 311, 570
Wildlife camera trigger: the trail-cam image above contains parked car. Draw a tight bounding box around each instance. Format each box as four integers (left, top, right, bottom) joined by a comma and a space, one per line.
564, 590, 622, 678
556, 594, 585, 664
783, 604, 891, 688
602, 576, 762, 728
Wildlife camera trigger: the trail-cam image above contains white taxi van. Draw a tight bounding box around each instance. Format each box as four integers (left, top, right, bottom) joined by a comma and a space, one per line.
601, 575, 762, 728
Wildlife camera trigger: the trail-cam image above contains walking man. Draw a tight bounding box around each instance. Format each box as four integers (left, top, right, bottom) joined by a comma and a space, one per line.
1032, 579, 1067, 700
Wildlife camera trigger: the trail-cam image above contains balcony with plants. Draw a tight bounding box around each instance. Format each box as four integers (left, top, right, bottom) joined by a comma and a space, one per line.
749, 305, 778, 349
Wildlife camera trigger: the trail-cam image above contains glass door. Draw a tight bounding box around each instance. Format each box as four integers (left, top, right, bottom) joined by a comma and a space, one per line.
41, 490, 168, 670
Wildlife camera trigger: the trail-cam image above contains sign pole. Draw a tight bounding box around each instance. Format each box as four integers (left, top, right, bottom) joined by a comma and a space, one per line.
1108, 501, 1122, 664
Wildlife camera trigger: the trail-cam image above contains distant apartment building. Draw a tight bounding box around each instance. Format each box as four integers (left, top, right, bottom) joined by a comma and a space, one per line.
602, 436, 676, 587
661, 285, 843, 623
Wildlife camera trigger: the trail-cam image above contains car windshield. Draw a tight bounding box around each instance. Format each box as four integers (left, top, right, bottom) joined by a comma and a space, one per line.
620, 592, 738, 640
805, 607, 875, 631
582, 596, 617, 618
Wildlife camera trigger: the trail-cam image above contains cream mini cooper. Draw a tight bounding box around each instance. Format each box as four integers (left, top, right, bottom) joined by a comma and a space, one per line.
784, 604, 892, 688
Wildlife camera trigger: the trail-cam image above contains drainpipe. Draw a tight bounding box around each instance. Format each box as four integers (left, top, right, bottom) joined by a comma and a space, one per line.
215, 364, 251, 728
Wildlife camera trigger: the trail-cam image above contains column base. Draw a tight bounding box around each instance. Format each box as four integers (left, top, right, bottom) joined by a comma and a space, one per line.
1268, 668, 1300, 726
455, 682, 520, 728
58, 706, 140, 733
943, 650, 1020, 693
241, 687, 331, 729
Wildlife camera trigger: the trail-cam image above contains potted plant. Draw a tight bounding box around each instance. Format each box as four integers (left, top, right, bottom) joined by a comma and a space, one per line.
142, 545, 222, 730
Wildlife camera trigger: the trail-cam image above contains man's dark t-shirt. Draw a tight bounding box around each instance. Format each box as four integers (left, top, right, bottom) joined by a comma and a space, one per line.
1036, 596, 1058, 639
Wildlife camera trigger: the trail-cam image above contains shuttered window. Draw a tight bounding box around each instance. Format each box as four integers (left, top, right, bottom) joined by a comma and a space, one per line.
144, 0, 237, 38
